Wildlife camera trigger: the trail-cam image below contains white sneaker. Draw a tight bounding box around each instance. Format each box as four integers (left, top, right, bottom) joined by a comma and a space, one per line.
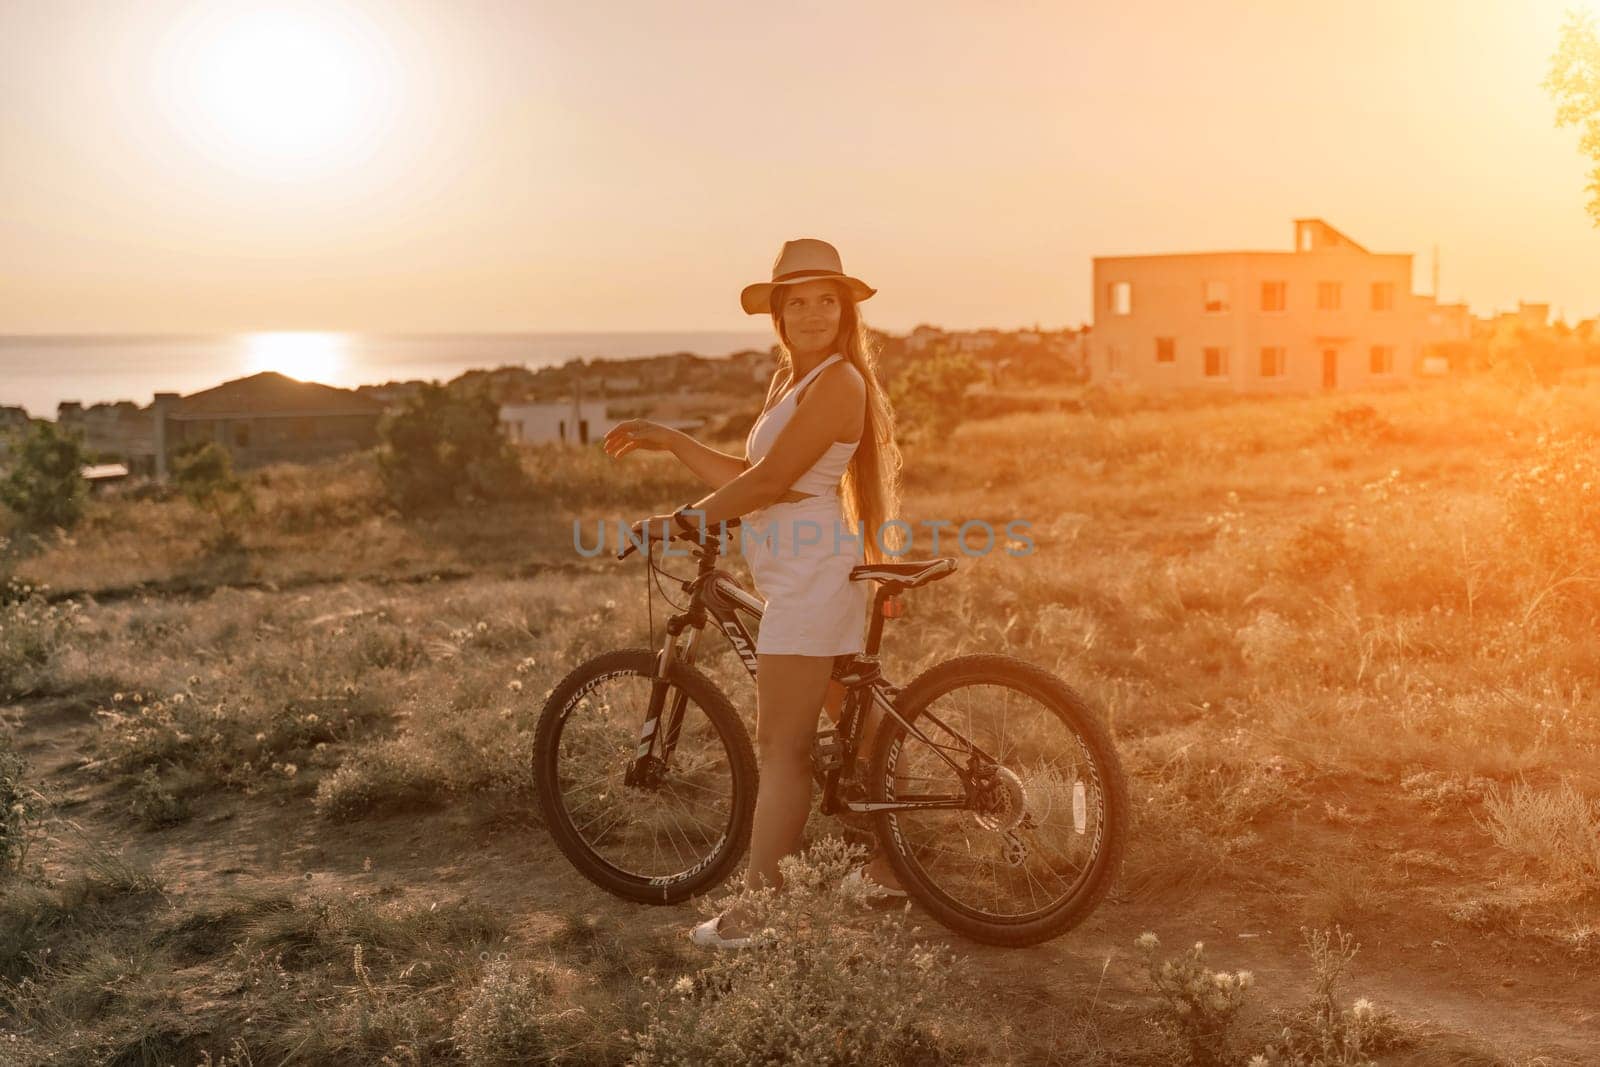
688, 912, 767, 950
842, 864, 908, 900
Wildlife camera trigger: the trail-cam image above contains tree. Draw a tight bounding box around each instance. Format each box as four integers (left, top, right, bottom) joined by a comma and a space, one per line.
171, 441, 255, 551
1546, 9, 1600, 223
377, 382, 528, 514
886, 346, 985, 442
0, 422, 87, 533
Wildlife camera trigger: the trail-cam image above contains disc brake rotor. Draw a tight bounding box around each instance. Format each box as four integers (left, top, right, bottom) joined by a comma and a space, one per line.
969, 765, 1028, 832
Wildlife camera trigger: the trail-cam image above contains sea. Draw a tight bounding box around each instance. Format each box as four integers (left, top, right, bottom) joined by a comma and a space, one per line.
0, 331, 777, 419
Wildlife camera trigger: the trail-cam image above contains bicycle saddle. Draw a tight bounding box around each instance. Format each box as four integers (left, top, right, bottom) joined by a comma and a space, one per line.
848, 557, 958, 589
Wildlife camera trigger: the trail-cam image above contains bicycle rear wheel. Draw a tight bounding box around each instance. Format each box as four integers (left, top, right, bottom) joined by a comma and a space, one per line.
867, 654, 1129, 946
534, 648, 757, 905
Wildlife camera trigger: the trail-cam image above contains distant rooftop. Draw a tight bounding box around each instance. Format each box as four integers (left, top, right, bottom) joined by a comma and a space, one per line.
1096, 218, 1388, 261
167, 371, 384, 420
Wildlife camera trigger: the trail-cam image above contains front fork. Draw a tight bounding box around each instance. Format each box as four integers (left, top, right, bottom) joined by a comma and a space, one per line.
624, 614, 704, 788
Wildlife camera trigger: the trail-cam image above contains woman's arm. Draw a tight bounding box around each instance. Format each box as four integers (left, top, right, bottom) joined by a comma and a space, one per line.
668, 431, 749, 489
665, 366, 790, 488
681, 364, 864, 528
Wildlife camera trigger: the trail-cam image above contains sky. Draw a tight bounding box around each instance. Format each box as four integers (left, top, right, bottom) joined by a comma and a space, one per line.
1, 0, 1597, 335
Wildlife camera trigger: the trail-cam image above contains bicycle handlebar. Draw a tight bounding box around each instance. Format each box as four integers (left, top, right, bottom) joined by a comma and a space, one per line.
615, 515, 744, 561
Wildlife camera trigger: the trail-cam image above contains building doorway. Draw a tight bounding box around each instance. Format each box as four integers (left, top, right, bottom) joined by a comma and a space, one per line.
1321, 349, 1338, 389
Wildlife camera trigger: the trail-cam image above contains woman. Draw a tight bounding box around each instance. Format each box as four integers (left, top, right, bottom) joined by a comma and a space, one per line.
603, 237, 905, 948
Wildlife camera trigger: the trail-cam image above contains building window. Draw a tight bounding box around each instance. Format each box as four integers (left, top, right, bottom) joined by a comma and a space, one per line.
1370, 345, 1394, 374
1155, 337, 1176, 363
1259, 347, 1285, 378
1371, 282, 1395, 311
1317, 282, 1342, 310
1203, 347, 1228, 377
1203, 281, 1230, 313
1261, 281, 1287, 312
233, 423, 250, 447
1108, 281, 1132, 315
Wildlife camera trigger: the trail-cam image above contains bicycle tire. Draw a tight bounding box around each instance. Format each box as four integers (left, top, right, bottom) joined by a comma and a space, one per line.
866, 653, 1129, 947
534, 647, 758, 905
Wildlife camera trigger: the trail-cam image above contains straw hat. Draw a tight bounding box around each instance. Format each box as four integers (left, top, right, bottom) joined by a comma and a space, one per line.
740, 238, 877, 315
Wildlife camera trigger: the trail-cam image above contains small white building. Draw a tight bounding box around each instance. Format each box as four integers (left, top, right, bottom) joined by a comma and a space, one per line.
501, 398, 611, 445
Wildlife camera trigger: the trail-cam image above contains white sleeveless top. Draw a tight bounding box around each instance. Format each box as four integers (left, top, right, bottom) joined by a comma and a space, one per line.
745, 354, 861, 497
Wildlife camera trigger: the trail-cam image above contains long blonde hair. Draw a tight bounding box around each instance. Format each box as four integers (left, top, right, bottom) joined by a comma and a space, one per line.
769, 282, 904, 563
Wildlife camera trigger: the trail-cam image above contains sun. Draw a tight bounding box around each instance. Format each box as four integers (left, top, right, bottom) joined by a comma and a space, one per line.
243, 333, 349, 384
155, 3, 401, 178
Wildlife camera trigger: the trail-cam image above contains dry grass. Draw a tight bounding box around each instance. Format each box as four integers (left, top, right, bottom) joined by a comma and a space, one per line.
3, 374, 1600, 1062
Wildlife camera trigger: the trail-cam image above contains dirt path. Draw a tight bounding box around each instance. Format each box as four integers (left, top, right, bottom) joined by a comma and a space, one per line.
8, 695, 1598, 1066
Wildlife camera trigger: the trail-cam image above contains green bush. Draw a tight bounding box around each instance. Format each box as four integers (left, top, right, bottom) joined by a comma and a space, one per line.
376, 383, 528, 514
171, 442, 256, 552
0, 421, 88, 532
886, 347, 984, 442
128, 767, 192, 830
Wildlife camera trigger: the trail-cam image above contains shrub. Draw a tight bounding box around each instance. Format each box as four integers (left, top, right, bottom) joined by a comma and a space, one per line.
128, 767, 192, 829
1499, 432, 1600, 580
0, 575, 81, 701
1480, 779, 1600, 886
1320, 404, 1400, 446
887, 348, 984, 442
95, 680, 392, 794
1, 735, 48, 874
376, 383, 528, 514
1135, 931, 1253, 1066
171, 442, 256, 552
0, 420, 88, 532
627, 837, 958, 1066
1255, 926, 1403, 1066
451, 955, 553, 1064
312, 740, 451, 822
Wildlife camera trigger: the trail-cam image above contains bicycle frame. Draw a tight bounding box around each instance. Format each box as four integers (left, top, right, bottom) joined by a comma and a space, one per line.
623, 531, 1001, 817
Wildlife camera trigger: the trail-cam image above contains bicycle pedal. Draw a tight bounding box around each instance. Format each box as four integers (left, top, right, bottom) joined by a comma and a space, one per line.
811, 729, 844, 776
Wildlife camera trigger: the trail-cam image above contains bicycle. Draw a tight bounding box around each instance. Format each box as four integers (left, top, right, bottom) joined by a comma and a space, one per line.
533, 514, 1129, 946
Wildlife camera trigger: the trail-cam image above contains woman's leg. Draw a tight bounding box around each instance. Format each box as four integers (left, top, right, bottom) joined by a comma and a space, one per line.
715, 652, 831, 938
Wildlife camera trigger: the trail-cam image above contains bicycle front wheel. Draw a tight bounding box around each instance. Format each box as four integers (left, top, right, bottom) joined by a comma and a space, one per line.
867, 654, 1129, 946
534, 648, 757, 905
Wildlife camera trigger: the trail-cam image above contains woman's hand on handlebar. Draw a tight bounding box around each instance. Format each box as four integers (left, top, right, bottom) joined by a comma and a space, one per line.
603, 419, 678, 460
625, 512, 678, 548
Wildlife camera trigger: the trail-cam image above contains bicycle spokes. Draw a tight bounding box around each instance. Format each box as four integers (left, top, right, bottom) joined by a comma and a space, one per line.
553, 676, 738, 882
883, 682, 1110, 921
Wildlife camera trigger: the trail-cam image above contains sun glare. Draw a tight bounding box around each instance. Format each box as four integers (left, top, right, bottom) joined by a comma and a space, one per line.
155, 3, 401, 178
243, 332, 349, 383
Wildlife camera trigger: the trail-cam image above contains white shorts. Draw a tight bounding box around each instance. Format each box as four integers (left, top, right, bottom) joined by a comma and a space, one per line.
739, 493, 870, 657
